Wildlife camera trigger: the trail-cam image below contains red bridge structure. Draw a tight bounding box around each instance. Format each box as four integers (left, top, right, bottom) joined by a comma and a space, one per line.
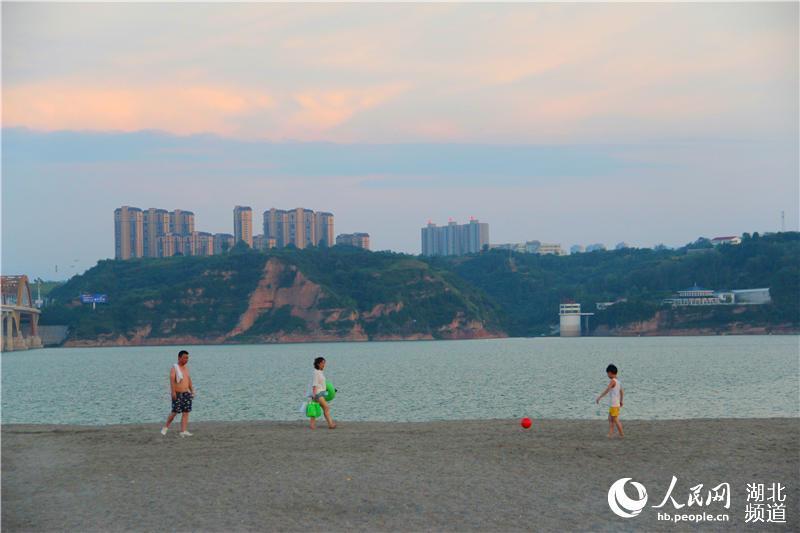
1, 275, 43, 351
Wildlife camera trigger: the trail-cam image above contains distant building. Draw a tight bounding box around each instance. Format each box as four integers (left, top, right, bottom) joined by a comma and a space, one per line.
315, 212, 335, 247
195, 232, 214, 256
711, 236, 742, 246
114, 206, 144, 260
421, 219, 489, 256
169, 209, 195, 235
586, 243, 606, 252
253, 234, 276, 251
570, 244, 585, 254
263, 208, 289, 248
663, 285, 770, 307
213, 233, 235, 255
663, 285, 725, 306
559, 303, 593, 337
596, 298, 627, 311
490, 243, 527, 253
336, 233, 370, 250
263, 208, 334, 249
143, 208, 170, 258
731, 288, 771, 305
158, 234, 180, 257
234, 206, 253, 247
538, 243, 566, 256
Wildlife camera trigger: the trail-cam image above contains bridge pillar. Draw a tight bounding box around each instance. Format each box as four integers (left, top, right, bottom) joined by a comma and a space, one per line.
12, 312, 28, 350
5, 312, 15, 352
1, 313, 6, 352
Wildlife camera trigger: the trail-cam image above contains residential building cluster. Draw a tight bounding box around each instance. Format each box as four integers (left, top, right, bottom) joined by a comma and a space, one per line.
260, 207, 337, 250
421, 218, 490, 257
115, 205, 370, 260
115, 206, 220, 260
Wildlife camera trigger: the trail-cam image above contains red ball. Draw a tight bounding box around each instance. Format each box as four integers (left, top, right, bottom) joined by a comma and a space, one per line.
520, 417, 532, 429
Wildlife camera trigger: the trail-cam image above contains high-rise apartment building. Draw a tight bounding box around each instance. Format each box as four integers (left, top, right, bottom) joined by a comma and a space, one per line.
315, 212, 335, 247
336, 233, 370, 250
287, 208, 314, 249
114, 206, 144, 260
170, 209, 195, 235
264, 208, 334, 249
213, 233, 235, 255
233, 206, 253, 247
253, 234, 277, 252
195, 232, 214, 256
263, 208, 290, 248
143, 208, 170, 258
421, 218, 489, 257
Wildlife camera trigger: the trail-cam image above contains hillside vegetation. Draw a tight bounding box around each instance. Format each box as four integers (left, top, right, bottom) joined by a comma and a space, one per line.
41, 248, 504, 344
439, 232, 799, 336
41, 232, 799, 343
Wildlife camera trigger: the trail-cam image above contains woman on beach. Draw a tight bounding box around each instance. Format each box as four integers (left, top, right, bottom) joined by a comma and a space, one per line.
309, 357, 336, 430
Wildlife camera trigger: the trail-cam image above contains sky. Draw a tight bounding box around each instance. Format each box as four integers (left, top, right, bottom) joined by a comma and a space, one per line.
2, 3, 798, 280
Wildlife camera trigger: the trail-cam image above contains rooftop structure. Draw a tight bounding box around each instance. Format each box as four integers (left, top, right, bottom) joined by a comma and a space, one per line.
711, 236, 742, 246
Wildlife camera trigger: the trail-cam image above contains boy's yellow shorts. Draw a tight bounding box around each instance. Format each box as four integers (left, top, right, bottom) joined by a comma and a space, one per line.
609, 407, 620, 417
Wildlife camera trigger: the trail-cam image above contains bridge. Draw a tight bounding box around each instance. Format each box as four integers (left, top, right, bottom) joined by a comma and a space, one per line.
1, 275, 43, 351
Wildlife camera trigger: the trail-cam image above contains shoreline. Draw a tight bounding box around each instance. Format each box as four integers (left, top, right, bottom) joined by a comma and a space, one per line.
4, 418, 798, 531
4, 413, 800, 427
37, 330, 800, 349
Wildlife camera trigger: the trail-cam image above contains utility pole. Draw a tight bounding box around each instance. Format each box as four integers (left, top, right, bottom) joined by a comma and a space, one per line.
781, 210, 785, 232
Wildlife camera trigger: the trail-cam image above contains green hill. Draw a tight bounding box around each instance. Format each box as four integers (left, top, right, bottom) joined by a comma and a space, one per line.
41, 248, 505, 345
41, 232, 799, 344
437, 232, 799, 336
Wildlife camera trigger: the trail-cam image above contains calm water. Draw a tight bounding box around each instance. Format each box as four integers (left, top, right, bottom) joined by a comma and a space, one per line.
2, 336, 798, 425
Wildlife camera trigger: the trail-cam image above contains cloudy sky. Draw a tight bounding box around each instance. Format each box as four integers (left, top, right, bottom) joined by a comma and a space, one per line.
2, 3, 798, 280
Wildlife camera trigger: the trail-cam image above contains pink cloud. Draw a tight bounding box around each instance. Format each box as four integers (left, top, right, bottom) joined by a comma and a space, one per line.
2, 83, 275, 135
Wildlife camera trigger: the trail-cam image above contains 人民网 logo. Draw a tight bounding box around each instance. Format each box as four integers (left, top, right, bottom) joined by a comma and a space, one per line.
608, 478, 649, 518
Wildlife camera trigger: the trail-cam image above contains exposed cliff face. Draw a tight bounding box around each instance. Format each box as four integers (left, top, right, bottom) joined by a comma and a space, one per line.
224, 258, 502, 343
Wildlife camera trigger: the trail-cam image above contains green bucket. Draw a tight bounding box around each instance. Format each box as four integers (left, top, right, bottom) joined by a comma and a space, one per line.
306, 401, 322, 418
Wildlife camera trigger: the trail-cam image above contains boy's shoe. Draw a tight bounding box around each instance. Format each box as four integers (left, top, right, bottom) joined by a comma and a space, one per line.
160, 427, 168, 436
179, 431, 193, 437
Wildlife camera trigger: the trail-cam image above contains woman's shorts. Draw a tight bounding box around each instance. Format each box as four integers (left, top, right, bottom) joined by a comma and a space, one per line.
312, 391, 329, 401
609, 406, 620, 417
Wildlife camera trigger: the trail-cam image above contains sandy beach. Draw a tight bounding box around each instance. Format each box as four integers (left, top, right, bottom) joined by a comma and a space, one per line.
3, 418, 797, 532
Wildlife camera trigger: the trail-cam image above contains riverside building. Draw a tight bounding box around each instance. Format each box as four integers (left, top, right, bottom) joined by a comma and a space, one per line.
421, 218, 489, 257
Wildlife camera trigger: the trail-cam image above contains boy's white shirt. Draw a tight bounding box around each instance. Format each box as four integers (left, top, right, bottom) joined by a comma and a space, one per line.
609, 378, 622, 407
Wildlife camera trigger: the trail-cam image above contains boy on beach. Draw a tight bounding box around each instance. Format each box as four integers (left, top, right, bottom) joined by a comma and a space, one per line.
596, 364, 624, 438
161, 350, 195, 437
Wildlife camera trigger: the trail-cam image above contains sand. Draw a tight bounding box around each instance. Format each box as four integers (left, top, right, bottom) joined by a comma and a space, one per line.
2, 419, 798, 532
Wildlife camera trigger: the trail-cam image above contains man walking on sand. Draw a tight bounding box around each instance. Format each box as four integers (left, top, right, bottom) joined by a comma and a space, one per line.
161, 350, 195, 437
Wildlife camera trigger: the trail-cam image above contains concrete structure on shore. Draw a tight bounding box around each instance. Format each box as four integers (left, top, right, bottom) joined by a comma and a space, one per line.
559, 302, 593, 337
1, 275, 43, 351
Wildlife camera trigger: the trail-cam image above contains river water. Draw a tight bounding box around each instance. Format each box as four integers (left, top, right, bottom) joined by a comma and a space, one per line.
2, 336, 798, 425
